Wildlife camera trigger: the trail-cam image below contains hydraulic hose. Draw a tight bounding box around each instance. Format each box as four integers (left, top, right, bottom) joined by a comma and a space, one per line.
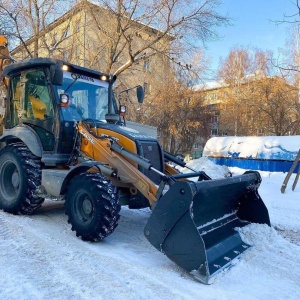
110, 142, 152, 170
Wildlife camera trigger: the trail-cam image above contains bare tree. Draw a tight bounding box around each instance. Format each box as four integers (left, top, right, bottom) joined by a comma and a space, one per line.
271, 0, 300, 75
252, 77, 300, 135
0, 0, 75, 58
217, 47, 300, 136
217, 47, 252, 135
145, 66, 208, 154
65, 0, 226, 127
1, 0, 229, 105
218, 47, 252, 85
80, 0, 229, 77
275, 0, 300, 26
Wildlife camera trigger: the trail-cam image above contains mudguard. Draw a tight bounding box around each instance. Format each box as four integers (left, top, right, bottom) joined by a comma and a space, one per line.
144, 171, 270, 284
0, 126, 43, 157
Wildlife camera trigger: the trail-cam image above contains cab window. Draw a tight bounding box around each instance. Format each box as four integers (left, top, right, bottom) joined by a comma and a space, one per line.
22, 69, 54, 121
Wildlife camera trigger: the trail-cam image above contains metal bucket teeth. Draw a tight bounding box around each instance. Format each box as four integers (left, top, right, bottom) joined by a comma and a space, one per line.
144, 171, 270, 284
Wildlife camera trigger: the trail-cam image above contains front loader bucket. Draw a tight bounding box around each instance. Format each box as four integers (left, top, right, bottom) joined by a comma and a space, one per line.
144, 171, 270, 284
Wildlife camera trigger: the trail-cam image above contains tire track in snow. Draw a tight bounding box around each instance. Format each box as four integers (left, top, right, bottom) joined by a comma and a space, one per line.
0, 206, 202, 300
275, 227, 300, 246
0, 212, 25, 239
1, 204, 300, 300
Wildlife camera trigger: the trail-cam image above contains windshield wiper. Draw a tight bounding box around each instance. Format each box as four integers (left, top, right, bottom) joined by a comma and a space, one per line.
65, 74, 78, 93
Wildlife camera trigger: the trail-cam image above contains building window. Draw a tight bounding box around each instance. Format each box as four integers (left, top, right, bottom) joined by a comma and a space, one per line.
143, 59, 150, 72
211, 129, 218, 136
211, 93, 217, 100
257, 128, 264, 135
143, 82, 151, 94
51, 33, 58, 47
194, 143, 199, 149
209, 104, 217, 111
212, 115, 219, 123
63, 26, 70, 38
75, 21, 81, 33
63, 49, 71, 61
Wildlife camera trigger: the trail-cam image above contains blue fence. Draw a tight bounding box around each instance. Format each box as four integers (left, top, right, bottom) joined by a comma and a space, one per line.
203, 136, 300, 173
208, 157, 299, 173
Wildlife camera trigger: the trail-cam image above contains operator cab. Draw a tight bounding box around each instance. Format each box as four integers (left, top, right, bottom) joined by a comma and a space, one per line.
1, 58, 117, 165
2, 58, 144, 166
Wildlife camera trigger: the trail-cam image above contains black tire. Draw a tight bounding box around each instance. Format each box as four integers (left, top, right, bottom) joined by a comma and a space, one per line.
65, 172, 121, 241
0, 143, 44, 214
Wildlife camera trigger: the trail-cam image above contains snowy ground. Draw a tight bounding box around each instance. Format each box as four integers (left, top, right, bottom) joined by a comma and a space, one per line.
0, 158, 299, 300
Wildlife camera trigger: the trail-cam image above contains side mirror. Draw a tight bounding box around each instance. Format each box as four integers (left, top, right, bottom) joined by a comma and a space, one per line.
51, 64, 63, 86
136, 85, 144, 103
59, 93, 70, 107
119, 104, 126, 116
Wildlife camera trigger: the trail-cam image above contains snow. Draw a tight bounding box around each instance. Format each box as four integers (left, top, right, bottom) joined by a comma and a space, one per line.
1, 158, 300, 299
181, 156, 232, 178
203, 136, 300, 160
193, 80, 227, 91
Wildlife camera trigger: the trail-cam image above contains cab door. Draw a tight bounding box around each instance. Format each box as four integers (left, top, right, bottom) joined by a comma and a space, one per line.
6, 68, 56, 151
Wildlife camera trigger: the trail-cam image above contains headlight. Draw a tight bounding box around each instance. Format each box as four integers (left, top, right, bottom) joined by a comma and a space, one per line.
62, 65, 69, 71
119, 105, 126, 116
120, 105, 126, 113
60, 94, 69, 106
100, 75, 108, 81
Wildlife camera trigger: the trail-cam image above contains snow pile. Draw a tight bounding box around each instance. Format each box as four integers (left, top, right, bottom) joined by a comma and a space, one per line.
203, 136, 300, 160
230, 224, 300, 299
180, 156, 231, 179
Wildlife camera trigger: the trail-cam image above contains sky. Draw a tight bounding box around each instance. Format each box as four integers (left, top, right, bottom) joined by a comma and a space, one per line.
205, 0, 297, 78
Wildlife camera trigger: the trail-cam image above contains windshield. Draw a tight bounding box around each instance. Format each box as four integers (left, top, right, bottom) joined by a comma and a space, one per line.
55, 71, 111, 121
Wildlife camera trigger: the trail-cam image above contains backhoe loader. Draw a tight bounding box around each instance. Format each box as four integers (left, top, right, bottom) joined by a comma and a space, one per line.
0, 36, 270, 284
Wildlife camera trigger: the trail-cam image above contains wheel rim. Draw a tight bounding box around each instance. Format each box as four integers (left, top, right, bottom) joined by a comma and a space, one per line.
74, 192, 94, 224
0, 160, 21, 199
